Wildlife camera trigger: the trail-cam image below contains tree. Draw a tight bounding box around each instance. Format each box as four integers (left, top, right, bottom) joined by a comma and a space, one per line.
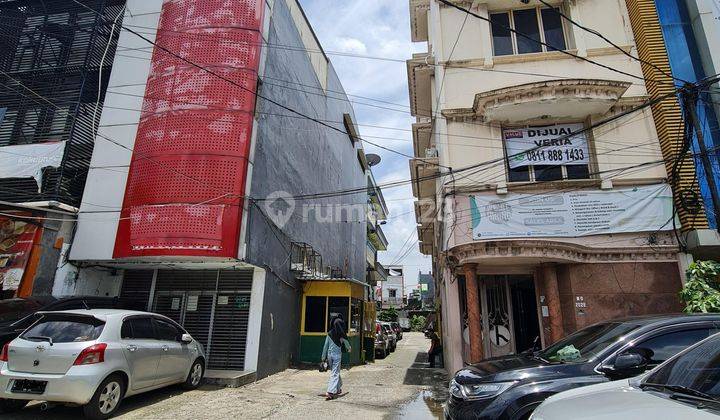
680, 260, 720, 313
378, 307, 398, 322
410, 315, 426, 332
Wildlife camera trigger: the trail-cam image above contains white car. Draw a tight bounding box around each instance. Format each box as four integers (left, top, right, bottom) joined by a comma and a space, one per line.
0, 309, 206, 419
531, 332, 720, 419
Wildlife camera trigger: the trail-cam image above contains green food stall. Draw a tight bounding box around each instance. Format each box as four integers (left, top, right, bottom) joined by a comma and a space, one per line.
299, 279, 368, 366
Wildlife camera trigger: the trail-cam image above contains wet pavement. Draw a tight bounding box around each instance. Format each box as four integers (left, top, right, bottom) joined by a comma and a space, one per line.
5, 332, 448, 419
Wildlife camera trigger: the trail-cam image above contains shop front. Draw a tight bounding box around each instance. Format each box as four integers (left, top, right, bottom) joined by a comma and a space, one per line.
299, 279, 369, 366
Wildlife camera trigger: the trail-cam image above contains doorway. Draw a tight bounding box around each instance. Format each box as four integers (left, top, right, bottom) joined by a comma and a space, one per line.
480, 275, 539, 358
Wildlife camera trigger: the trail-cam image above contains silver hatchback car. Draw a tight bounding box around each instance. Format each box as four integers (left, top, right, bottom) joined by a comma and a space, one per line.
0, 309, 206, 419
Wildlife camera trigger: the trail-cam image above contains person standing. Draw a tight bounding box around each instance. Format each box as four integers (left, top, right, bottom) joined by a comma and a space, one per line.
428, 328, 443, 368
321, 313, 351, 400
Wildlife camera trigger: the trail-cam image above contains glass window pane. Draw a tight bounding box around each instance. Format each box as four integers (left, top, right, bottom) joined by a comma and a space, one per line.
490, 13, 513, 56
541, 8, 567, 51
534, 165, 562, 181
22, 317, 104, 343
130, 317, 155, 339
513, 9, 542, 54
154, 319, 179, 341
634, 328, 712, 365
509, 166, 530, 182
304, 296, 326, 333
327, 297, 349, 332
566, 165, 590, 179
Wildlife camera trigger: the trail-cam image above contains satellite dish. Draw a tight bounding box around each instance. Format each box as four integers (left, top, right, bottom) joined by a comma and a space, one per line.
366, 153, 382, 166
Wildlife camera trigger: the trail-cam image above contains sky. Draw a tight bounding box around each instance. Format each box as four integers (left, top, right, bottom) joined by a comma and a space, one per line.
299, 0, 430, 294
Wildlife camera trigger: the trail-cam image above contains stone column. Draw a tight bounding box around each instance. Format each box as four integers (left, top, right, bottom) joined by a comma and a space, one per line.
463, 263, 484, 363
541, 264, 564, 344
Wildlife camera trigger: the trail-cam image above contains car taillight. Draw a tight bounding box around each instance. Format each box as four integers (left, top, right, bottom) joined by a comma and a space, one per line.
73, 343, 107, 365
0, 343, 8, 362
376, 324, 381, 333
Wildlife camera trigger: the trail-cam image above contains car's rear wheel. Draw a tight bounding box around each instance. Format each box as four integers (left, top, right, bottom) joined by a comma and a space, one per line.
83, 374, 125, 420
0, 398, 28, 413
182, 358, 204, 390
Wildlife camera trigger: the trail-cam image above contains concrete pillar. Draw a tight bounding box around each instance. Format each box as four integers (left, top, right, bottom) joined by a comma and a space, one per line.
463, 263, 484, 363
541, 264, 564, 344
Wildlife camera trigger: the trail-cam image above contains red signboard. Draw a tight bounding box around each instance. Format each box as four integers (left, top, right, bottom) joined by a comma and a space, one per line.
0, 215, 38, 292
114, 0, 264, 258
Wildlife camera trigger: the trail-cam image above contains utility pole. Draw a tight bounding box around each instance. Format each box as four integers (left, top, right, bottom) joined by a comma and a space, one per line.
684, 86, 720, 231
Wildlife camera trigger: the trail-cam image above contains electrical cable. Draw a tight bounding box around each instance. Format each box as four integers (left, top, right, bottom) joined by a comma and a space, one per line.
536, 0, 688, 85
436, 0, 668, 85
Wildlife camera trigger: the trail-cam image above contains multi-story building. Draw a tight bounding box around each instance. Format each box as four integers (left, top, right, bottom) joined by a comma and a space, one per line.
0, 0, 126, 298
60, 0, 368, 379
408, 0, 692, 373
365, 160, 389, 293
625, 0, 720, 257
379, 265, 405, 309
418, 271, 435, 309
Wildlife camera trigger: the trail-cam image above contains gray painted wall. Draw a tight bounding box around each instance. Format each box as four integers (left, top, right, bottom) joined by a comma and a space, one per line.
245, 0, 367, 378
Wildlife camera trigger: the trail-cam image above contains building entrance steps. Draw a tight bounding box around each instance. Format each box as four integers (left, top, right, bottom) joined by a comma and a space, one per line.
204, 370, 257, 388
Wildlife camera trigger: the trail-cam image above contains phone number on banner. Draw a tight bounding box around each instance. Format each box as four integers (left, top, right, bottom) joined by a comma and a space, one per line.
525, 148, 585, 163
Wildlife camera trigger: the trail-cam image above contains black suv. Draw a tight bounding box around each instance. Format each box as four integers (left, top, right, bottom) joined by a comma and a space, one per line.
0, 296, 144, 347
446, 314, 720, 420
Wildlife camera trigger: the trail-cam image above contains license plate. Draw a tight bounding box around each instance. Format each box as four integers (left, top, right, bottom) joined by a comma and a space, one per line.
11, 379, 47, 395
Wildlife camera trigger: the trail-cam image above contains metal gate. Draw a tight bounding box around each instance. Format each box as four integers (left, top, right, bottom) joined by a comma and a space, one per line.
121, 269, 253, 370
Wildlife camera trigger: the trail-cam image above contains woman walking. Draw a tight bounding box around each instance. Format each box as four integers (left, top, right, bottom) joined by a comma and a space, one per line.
321, 313, 351, 400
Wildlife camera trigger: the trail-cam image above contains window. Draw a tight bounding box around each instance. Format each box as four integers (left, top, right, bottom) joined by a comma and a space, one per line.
503, 124, 591, 182
632, 328, 714, 365
304, 296, 327, 333
350, 299, 362, 332
121, 317, 155, 339
388, 289, 397, 298
154, 318, 180, 341
644, 334, 720, 398
327, 297, 349, 332
22, 315, 104, 343
490, 7, 567, 56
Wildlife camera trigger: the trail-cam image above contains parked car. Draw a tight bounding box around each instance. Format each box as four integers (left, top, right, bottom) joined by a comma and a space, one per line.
446, 314, 720, 420
374, 321, 390, 359
0, 309, 206, 419
399, 317, 410, 332
531, 331, 720, 419
380, 322, 396, 352
0, 296, 146, 348
391, 321, 403, 341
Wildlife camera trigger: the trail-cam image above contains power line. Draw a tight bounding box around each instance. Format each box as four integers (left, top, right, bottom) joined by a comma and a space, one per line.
436, 0, 667, 85
68, 0, 449, 169
536, 0, 687, 85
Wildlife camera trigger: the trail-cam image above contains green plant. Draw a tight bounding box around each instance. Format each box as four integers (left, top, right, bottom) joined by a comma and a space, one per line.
378, 307, 398, 322
680, 260, 720, 313
410, 315, 426, 332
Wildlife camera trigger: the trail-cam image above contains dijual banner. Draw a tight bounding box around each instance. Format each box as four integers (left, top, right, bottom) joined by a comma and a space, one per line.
470, 184, 674, 240
0, 214, 38, 291
504, 123, 589, 169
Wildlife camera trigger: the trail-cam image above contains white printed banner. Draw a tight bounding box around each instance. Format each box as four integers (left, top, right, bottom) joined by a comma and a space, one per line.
504, 123, 589, 169
0, 141, 66, 191
470, 184, 674, 240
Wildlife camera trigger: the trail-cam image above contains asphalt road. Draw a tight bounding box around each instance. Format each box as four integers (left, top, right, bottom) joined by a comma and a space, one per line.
5, 332, 448, 419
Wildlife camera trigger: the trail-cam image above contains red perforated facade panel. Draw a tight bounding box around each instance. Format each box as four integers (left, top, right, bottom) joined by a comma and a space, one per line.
114, 0, 264, 258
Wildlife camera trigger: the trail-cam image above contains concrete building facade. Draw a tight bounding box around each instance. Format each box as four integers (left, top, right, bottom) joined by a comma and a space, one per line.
58, 0, 369, 379
408, 0, 692, 374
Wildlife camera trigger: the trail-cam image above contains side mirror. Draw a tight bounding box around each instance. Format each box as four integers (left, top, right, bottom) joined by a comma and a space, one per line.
600, 351, 649, 378
180, 333, 193, 344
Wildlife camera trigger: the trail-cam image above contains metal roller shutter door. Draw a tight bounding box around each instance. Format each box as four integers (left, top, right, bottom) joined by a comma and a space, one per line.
120, 270, 154, 309
208, 270, 253, 370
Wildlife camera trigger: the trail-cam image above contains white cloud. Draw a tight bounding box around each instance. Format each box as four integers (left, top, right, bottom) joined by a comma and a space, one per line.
334, 37, 368, 54
300, 0, 432, 291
